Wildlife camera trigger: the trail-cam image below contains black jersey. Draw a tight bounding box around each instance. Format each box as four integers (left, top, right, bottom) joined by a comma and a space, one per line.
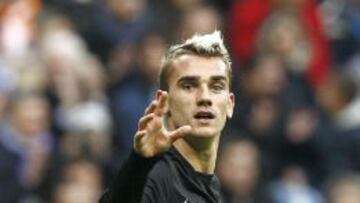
100, 147, 222, 203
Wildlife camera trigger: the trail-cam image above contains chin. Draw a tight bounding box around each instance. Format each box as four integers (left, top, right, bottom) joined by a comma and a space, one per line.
190, 127, 219, 138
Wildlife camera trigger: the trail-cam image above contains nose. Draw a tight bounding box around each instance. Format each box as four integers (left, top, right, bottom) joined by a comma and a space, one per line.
196, 84, 212, 107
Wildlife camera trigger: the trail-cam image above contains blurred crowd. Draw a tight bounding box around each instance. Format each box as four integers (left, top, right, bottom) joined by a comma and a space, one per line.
0, 0, 359, 203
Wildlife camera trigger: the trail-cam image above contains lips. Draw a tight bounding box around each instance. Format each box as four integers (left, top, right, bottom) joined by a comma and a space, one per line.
194, 111, 215, 119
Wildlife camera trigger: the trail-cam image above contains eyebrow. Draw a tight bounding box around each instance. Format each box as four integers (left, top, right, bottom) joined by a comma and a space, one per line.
211, 76, 227, 82
177, 76, 200, 83
177, 75, 228, 83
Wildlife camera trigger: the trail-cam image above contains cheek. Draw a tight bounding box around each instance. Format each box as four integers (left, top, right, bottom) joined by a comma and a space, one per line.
217, 97, 230, 112
217, 97, 233, 121
169, 95, 193, 117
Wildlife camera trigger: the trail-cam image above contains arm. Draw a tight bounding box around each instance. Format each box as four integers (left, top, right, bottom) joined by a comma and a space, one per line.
99, 90, 191, 203
99, 150, 159, 203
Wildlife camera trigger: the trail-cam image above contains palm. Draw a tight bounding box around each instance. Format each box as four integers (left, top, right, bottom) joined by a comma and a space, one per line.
138, 116, 170, 157
134, 90, 191, 158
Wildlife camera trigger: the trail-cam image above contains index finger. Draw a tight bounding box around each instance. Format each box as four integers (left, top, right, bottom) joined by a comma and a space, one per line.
144, 100, 158, 115
155, 90, 168, 116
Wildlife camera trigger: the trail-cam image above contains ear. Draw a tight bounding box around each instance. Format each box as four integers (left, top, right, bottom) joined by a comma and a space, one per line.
226, 93, 235, 118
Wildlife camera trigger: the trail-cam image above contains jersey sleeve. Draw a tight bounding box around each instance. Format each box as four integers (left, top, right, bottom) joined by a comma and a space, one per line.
99, 150, 160, 203
140, 175, 171, 203
140, 158, 175, 203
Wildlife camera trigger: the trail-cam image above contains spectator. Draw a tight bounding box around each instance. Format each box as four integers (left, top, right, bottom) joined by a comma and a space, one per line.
217, 137, 273, 203
269, 165, 325, 203
228, 0, 331, 88
51, 159, 103, 203
110, 32, 166, 153
0, 92, 54, 202
176, 5, 222, 41
39, 14, 112, 139
326, 173, 360, 203
315, 71, 360, 174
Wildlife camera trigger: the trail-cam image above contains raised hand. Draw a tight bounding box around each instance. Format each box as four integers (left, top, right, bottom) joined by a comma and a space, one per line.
133, 90, 192, 158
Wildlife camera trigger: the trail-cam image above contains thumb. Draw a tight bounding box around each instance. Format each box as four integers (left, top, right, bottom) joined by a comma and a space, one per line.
168, 125, 192, 143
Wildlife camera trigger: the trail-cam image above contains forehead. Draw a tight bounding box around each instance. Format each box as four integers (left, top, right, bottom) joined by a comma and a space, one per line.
168, 54, 228, 83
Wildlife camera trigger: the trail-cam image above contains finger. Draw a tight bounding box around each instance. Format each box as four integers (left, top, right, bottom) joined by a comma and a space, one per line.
144, 101, 158, 115
155, 91, 168, 116
168, 125, 192, 143
138, 113, 155, 130
134, 130, 146, 145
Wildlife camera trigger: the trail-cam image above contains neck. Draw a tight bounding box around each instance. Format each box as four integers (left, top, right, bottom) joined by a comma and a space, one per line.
173, 135, 220, 174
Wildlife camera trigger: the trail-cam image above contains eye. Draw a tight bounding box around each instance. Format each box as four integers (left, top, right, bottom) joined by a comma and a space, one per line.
211, 83, 225, 92
181, 82, 195, 91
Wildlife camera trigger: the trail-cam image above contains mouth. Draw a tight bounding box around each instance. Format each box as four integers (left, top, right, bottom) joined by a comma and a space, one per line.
194, 111, 215, 122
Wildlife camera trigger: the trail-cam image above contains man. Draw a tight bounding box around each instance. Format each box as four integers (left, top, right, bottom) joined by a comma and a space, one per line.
100, 30, 235, 203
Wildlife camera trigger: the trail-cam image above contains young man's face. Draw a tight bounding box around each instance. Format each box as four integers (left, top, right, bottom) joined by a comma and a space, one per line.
166, 54, 234, 138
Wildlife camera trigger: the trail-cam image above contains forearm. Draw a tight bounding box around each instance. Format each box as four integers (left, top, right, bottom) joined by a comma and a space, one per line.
99, 150, 160, 203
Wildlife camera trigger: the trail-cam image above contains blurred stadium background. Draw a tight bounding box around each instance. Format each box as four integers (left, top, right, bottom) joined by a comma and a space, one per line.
0, 0, 360, 202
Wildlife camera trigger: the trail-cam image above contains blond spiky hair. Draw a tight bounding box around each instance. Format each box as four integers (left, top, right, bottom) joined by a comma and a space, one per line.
159, 30, 232, 91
